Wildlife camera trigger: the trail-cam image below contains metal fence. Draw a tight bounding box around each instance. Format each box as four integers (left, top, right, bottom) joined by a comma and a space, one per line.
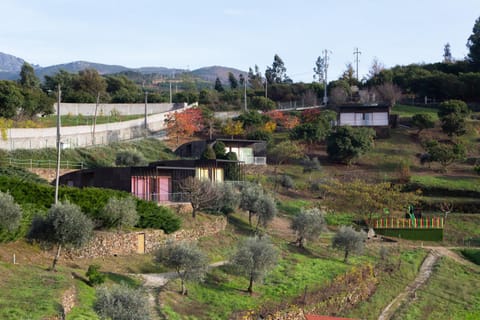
0, 158, 84, 170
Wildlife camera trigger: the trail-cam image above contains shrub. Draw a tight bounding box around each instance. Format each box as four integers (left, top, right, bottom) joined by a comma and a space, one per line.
0, 191, 23, 233
94, 283, 149, 320
326, 126, 376, 165
102, 197, 138, 229
278, 174, 294, 190
115, 150, 146, 166
135, 201, 181, 233
86, 264, 106, 286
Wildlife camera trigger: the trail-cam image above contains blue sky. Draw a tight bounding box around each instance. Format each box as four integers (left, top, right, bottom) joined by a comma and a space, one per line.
1, 0, 478, 82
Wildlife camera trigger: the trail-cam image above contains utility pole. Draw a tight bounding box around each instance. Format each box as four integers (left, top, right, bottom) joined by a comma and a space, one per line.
353, 47, 362, 80
144, 90, 148, 133
54, 84, 62, 205
169, 81, 172, 103
322, 49, 331, 105
244, 79, 248, 111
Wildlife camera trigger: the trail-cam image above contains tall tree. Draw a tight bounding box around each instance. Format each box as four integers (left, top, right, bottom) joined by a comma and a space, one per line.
467, 16, 480, 69
368, 57, 385, 79
19, 62, 40, 89
228, 72, 239, 89
155, 241, 208, 295
340, 63, 357, 86
248, 65, 263, 89
313, 55, 325, 82
0, 81, 24, 118
28, 202, 93, 271
265, 54, 291, 84
443, 43, 453, 63
238, 74, 245, 86
214, 77, 224, 92
231, 236, 278, 294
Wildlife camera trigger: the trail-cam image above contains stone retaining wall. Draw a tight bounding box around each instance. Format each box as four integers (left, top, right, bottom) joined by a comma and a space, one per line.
65, 216, 227, 259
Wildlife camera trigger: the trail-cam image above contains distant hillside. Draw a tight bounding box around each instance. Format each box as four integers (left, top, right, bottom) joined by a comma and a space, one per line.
35, 61, 130, 79
191, 66, 246, 84
0, 52, 247, 84
0, 52, 27, 73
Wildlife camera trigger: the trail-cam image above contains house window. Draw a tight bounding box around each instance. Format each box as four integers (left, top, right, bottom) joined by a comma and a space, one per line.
195, 168, 209, 181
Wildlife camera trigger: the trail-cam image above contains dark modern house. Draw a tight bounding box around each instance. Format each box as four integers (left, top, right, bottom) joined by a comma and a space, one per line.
58, 159, 244, 203
174, 138, 267, 165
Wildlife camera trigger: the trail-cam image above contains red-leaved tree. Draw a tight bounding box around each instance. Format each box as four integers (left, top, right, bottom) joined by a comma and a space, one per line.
165, 108, 204, 145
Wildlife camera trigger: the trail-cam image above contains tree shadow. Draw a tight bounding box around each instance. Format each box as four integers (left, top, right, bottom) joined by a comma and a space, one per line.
227, 215, 256, 236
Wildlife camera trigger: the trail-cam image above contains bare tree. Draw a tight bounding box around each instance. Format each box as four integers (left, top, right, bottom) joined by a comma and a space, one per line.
231, 236, 278, 294
368, 57, 385, 79
28, 202, 93, 271
329, 86, 349, 105
180, 177, 219, 218
155, 241, 208, 295
374, 82, 402, 108
332, 226, 366, 263
291, 208, 326, 248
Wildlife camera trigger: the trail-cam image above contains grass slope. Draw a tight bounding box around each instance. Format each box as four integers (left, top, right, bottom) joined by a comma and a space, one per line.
392, 257, 480, 320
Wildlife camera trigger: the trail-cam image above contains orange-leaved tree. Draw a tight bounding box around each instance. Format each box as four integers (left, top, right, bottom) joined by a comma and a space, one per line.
165, 108, 204, 145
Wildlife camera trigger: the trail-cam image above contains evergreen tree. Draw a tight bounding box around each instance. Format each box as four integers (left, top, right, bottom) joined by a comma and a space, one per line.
214, 77, 224, 92
228, 72, 238, 89
467, 16, 480, 69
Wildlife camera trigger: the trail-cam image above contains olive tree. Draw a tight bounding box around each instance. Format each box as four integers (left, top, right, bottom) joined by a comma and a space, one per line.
0, 191, 22, 232
101, 197, 138, 229
28, 202, 94, 271
239, 183, 264, 226
291, 208, 326, 248
332, 226, 366, 263
212, 182, 240, 214
94, 283, 149, 320
155, 241, 208, 295
231, 236, 278, 294
253, 194, 277, 230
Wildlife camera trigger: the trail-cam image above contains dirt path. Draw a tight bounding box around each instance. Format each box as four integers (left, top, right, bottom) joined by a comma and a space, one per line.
378, 250, 440, 320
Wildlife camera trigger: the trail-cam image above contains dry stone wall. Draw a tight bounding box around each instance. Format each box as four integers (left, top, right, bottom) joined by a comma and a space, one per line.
65, 216, 227, 259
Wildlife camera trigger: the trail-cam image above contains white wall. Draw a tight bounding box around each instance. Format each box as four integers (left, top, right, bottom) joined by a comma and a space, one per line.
339, 112, 388, 126
0, 104, 196, 150
53, 102, 182, 116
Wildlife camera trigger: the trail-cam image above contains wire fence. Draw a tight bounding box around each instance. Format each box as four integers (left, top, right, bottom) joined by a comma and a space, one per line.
0, 158, 84, 170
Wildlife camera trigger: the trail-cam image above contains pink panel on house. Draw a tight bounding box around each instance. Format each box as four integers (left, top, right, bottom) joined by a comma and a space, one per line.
159, 177, 170, 201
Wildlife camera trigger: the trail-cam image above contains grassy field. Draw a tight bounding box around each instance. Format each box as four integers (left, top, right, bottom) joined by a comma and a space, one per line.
346, 248, 428, 320
391, 104, 440, 120
26, 114, 144, 128
391, 257, 480, 320
411, 175, 480, 193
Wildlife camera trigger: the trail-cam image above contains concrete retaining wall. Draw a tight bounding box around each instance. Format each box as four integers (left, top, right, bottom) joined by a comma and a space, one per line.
54, 102, 180, 116
0, 103, 196, 150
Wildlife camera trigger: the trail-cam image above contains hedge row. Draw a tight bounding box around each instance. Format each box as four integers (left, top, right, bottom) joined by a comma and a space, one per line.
375, 228, 443, 241
404, 182, 480, 198
419, 198, 480, 214
0, 175, 181, 241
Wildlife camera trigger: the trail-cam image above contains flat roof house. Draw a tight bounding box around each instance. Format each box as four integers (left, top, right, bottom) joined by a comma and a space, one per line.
58, 159, 244, 203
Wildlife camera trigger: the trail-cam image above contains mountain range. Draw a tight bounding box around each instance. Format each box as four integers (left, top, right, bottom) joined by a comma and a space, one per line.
0, 52, 246, 84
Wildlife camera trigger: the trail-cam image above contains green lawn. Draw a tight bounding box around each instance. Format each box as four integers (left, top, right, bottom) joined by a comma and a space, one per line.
0, 263, 72, 319
411, 175, 480, 193
392, 257, 480, 320
391, 104, 439, 120
36, 114, 144, 127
